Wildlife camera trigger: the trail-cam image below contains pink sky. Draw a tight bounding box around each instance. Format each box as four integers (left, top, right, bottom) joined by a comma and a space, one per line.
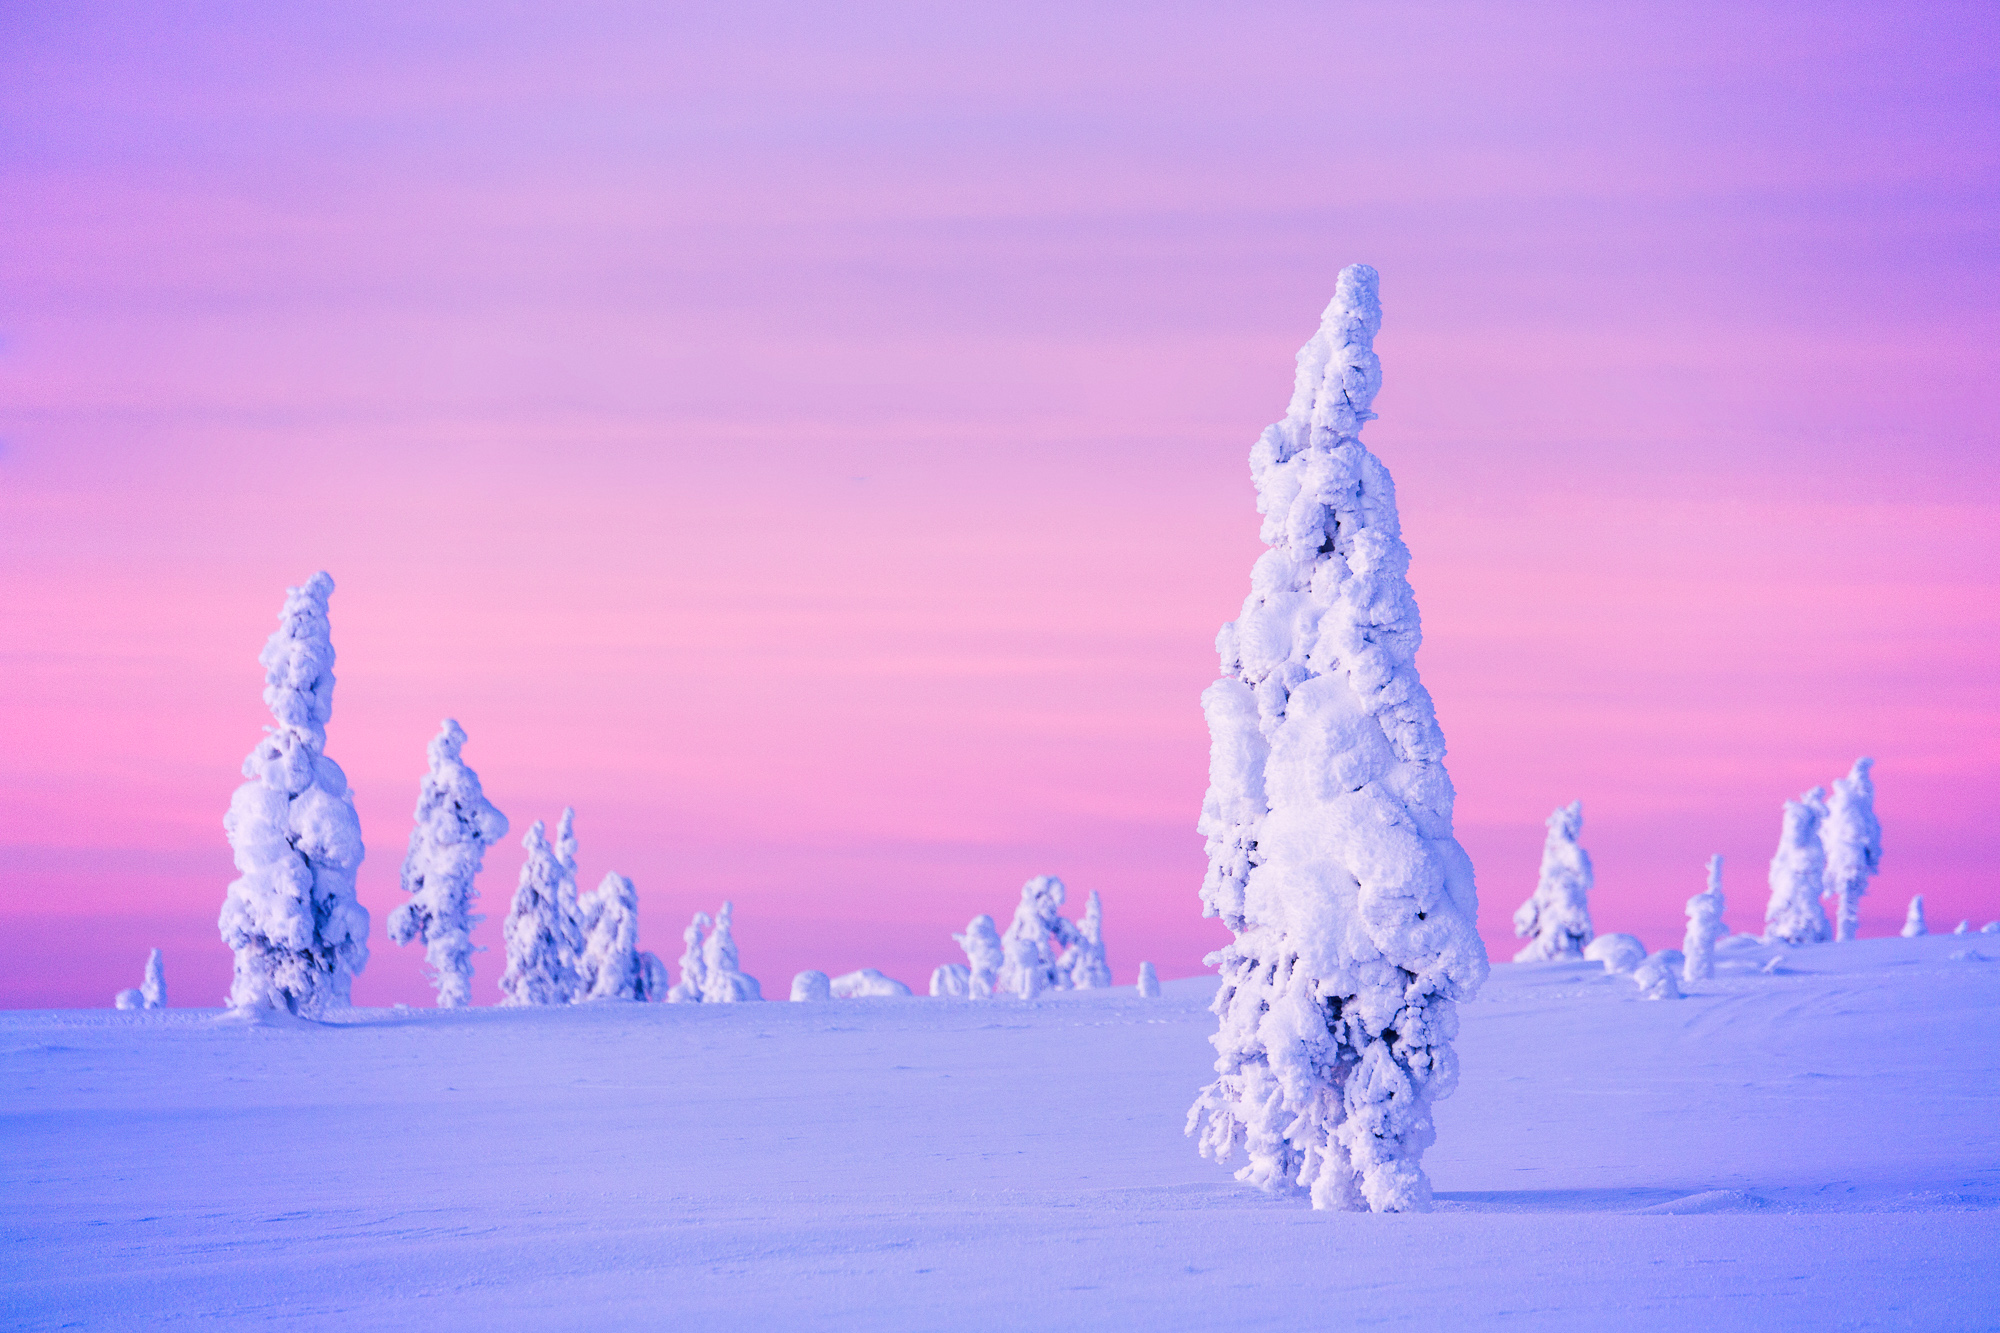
2, 1, 1995, 1008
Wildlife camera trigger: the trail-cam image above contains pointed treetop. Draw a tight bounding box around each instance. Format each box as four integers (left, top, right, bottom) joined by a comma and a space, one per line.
1285, 262, 1384, 445
430, 718, 467, 764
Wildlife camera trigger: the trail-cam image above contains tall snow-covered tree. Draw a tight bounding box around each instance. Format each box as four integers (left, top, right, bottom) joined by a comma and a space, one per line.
666, 910, 712, 1002
1187, 266, 1487, 1214
577, 872, 667, 1001
387, 719, 509, 1007
142, 948, 167, 1009
1901, 895, 1927, 938
553, 808, 588, 986
699, 901, 762, 1001
218, 572, 370, 1015
1511, 801, 1594, 961
1683, 855, 1728, 984
1821, 757, 1881, 942
953, 914, 1004, 998
1137, 960, 1161, 998
499, 820, 582, 1005
1061, 889, 1114, 989
999, 875, 1080, 998
1764, 788, 1831, 945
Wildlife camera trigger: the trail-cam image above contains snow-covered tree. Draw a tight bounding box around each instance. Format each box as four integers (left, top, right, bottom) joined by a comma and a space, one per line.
1902, 895, 1927, 938
792, 970, 831, 1001
1585, 933, 1646, 974
929, 964, 971, 998
1061, 889, 1114, 989
1683, 855, 1728, 984
1511, 801, 1594, 961
387, 719, 509, 1007
830, 968, 913, 998
1631, 950, 1683, 1000
1186, 266, 1488, 1214
699, 901, 762, 1001
1821, 757, 1881, 943
999, 875, 1080, 998
1137, 960, 1160, 998
499, 820, 582, 1005
666, 910, 711, 1002
1952, 919, 1970, 934
577, 872, 667, 1001
952, 914, 1004, 998
218, 571, 370, 1015
1764, 788, 1831, 945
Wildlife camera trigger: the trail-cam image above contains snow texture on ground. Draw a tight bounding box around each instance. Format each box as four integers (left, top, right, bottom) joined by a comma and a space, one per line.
4, 934, 1996, 1330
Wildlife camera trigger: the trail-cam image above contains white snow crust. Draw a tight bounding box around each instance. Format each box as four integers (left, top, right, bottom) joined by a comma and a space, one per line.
217, 572, 369, 1015
387, 720, 509, 1007
1764, 788, 1831, 945
1512, 801, 1594, 961
1821, 757, 1881, 943
1188, 265, 1487, 1214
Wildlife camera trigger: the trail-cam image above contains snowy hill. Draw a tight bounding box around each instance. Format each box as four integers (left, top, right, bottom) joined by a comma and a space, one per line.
5, 934, 1997, 1330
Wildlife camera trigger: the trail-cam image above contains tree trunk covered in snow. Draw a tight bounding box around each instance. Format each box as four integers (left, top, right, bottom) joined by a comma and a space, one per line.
1187, 266, 1487, 1214
218, 572, 370, 1015
388, 720, 509, 1007
1821, 757, 1881, 943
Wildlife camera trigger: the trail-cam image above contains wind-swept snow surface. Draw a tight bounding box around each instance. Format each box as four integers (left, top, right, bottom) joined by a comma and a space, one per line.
217, 572, 369, 1015
1512, 801, 1594, 962
387, 720, 509, 1007
1188, 265, 1487, 1213
1822, 758, 1882, 943
1764, 789, 1831, 945
10, 938, 1998, 1332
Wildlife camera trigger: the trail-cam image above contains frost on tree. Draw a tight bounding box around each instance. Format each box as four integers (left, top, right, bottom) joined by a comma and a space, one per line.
1186, 266, 1488, 1214
666, 910, 712, 1002
578, 873, 667, 1001
1901, 895, 1927, 938
792, 970, 832, 1001
553, 808, 588, 988
218, 572, 370, 1015
1821, 757, 1881, 943
699, 901, 762, 1002
499, 820, 582, 1005
1000, 875, 1081, 999
1511, 801, 1594, 961
830, 968, 913, 998
929, 964, 972, 998
1061, 889, 1114, 989
1137, 960, 1161, 999
1683, 855, 1728, 984
1630, 950, 1683, 1000
952, 914, 1004, 998
387, 719, 509, 1007
1764, 788, 1831, 945
143, 948, 167, 1009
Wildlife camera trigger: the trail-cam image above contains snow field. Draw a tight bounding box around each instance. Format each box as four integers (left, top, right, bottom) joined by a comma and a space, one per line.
4, 934, 1996, 1331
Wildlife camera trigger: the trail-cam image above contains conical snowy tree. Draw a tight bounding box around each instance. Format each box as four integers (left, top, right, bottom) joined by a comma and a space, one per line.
1061, 889, 1114, 989
666, 910, 711, 1002
1683, 855, 1728, 984
218, 572, 370, 1015
1187, 265, 1487, 1214
577, 872, 667, 1001
387, 719, 509, 1007
953, 914, 1004, 998
1764, 788, 1831, 945
999, 875, 1081, 998
1511, 801, 1594, 961
499, 820, 582, 1005
142, 948, 167, 1009
1821, 757, 1881, 942
1901, 895, 1927, 938
1137, 960, 1161, 998
699, 901, 762, 1001
553, 807, 588, 990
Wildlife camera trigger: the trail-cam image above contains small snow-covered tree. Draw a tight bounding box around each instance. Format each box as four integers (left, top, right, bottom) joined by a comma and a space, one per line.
1821, 757, 1881, 943
830, 968, 913, 998
699, 901, 762, 1001
666, 910, 711, 1002
1137, 960, 1160, 998
387, 719, 509, 1007
218, 571, 370, 1015
1061, 889, 1114, 988
1186, 266, 1488, 1214
1585, 933, 1646, 974
929, 963, 971, 998
499, 820, 582, 1005
1631, 951, 1683, 1000
792, 970, 832, 1001
1683, 855, 1728, 984
999, 875, 1080, 998
1902, 895, 1927, 938
1512, 801, 1594, 961
952, 914, 1004, 998
577, 872, 666, 1001
142, 948, 167, 1009
1764, 788, 1831, 945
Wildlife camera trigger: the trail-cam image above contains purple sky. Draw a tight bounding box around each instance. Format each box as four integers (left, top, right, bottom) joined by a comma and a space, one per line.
2, 1, 1995, 1008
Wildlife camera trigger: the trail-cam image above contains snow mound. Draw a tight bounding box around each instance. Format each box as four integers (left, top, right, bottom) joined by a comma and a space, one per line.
1584, 933, 1646, 975
830, 968, 913, 999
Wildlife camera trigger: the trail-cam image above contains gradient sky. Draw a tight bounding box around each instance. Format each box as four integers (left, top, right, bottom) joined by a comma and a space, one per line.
2, 1, 1995, 1008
